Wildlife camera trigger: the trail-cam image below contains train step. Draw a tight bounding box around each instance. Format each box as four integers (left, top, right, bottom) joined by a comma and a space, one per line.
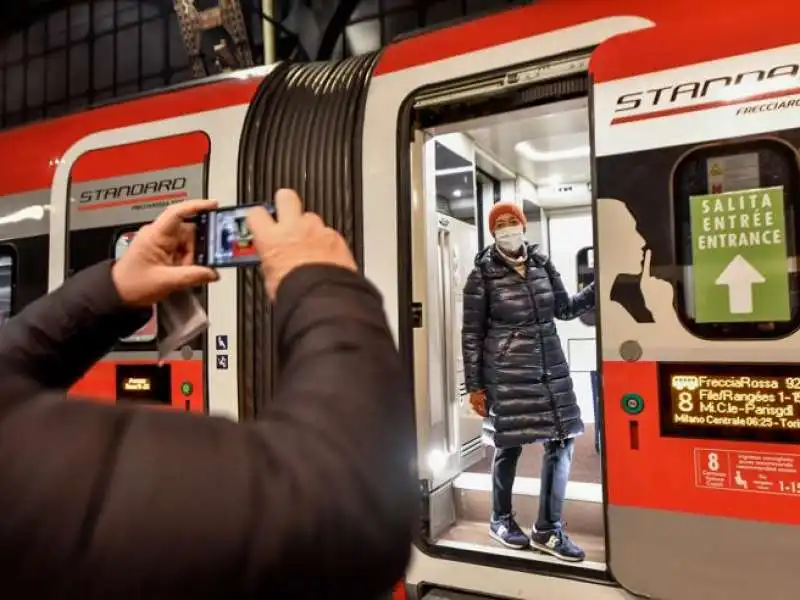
438, 518, 606, 568
438, 472, 606, 566
452, 472, 604, 538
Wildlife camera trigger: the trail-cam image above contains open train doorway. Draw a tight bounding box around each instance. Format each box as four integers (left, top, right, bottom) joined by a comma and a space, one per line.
407, 55, 605, 574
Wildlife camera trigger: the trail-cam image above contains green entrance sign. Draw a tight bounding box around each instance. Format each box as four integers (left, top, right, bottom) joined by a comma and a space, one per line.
689, 186, 790, 323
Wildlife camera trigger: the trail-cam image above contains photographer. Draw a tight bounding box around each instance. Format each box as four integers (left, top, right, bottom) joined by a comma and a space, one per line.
0, 190, 414, 599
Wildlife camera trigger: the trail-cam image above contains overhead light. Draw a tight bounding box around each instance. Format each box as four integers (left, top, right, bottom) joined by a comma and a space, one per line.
452, 188, 462, 197
0, 205, 46, 226
540, 175, 562, 186
515, 142, 590, 162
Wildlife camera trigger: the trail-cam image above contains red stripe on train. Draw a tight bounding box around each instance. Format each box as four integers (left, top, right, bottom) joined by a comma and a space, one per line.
71, 131, 211, 182
375, 0, 798, 85
0, 77, 261, 197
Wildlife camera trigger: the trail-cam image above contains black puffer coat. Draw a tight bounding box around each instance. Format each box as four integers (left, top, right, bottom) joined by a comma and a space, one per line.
461, 244, 595, 448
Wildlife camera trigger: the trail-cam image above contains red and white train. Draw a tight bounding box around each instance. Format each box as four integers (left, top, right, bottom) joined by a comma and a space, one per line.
0, 1, 798, 598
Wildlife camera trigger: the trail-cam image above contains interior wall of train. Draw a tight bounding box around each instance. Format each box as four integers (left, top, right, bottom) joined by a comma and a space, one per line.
413, 94, 604, 569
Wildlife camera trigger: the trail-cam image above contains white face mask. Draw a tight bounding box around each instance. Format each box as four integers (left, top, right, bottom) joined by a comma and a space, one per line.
495, 225, 524, 253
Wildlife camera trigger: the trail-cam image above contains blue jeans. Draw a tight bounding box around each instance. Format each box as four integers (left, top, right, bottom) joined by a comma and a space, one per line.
491, 437, 576, 531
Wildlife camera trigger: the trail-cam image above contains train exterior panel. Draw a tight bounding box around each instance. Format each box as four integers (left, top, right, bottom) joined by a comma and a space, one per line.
594, 38, 800, 599
0, 71, 270, 418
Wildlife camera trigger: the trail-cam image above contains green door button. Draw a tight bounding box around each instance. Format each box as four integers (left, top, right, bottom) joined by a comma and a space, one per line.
621, 393, 644, 415
180, 381, 193, 396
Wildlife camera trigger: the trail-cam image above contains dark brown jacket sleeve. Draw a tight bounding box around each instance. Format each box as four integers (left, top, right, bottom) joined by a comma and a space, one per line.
0, 261, 415, 600
0, 261, 152, 398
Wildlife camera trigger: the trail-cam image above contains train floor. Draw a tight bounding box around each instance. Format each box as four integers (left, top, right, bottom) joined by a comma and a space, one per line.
436, 424, 605, 569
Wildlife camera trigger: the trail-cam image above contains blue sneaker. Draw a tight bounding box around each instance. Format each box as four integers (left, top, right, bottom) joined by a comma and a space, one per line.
489, 514, 529, 549
530, 529, 586, 562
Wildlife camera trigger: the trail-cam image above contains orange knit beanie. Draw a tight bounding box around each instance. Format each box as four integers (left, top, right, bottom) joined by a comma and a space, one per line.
488, 202, 527, 233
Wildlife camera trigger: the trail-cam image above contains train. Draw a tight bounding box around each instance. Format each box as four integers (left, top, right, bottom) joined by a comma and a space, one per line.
1, 0, 798, 598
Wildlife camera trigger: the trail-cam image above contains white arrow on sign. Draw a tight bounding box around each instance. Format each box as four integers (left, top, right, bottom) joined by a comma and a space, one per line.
714, 254, 766, 314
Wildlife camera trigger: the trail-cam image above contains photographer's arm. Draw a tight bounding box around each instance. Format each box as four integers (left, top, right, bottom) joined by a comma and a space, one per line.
0, 260, 150, 397
0, 265, 413, 599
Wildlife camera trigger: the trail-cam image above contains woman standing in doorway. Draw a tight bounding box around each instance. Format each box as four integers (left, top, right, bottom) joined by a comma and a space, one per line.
461, 202, 595, 562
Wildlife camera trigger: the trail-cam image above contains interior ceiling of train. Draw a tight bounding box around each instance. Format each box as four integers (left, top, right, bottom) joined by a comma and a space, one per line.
434, 97, 591, 222
467, 98, 591, 188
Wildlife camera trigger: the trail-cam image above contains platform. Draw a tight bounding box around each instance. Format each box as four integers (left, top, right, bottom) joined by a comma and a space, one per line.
434, 425, 605, 567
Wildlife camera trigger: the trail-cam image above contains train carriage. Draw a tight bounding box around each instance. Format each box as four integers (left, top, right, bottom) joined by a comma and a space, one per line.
0, 1, 797, 598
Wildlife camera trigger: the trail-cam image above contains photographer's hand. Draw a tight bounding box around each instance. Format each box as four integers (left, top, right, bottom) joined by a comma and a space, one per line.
247, 189, 357, 299
112, 199, 220, 307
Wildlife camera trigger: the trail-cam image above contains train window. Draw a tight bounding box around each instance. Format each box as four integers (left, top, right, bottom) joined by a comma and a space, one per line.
113, 230, 157, 343
436, 171, 476, 225
576, 246, 595, 327
672, 139, 800, 339
0, 250, 14, 326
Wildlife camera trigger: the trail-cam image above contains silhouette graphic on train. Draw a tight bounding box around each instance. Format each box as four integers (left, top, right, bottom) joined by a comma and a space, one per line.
597, 198, 679, 328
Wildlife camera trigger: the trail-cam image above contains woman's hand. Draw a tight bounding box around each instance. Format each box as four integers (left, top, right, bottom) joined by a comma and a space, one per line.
469, 390, 488, 417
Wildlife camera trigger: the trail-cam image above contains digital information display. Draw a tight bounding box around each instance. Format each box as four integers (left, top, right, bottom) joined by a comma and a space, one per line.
116, 364, 172, 405
660, 362, 800, 444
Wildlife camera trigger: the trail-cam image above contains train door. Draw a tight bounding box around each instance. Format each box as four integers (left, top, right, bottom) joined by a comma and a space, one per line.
431, 133, 483, 470
64, 133, 209, 410
43, 95, 252, 420
411, 132, 485, 540
404, 51, 608, 574
593, 28, 800, 600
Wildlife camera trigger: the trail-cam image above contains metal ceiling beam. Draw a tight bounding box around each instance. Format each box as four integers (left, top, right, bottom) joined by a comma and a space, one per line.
315, 0, 360, 61
173, 0, 254, 78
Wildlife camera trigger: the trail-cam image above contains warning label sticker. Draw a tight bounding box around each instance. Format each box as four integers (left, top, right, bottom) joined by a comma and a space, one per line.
694, 448, 800, 495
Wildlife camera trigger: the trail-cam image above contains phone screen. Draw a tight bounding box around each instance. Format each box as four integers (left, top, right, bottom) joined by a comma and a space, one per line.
196, 205, 266, 267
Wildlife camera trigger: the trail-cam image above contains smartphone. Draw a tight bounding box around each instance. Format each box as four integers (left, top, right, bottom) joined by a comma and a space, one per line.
194, 205, 274, 267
